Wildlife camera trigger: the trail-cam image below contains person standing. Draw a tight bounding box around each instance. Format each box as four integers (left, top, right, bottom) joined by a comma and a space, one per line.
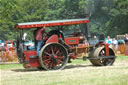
112, 38, 118, 51
35, 27, 45, 56
124, 34, 128, 44
124, 34, 128, 55
106, 36, 112, 48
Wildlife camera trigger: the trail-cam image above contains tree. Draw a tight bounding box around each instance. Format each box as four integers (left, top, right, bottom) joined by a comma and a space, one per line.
105, 0, 128, 37
0, 0, 48, 40
0, 0, 17, 40
0, 0, 127, 40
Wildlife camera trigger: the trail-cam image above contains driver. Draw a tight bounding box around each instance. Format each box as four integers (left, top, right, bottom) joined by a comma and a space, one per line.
35, 26, 45, 56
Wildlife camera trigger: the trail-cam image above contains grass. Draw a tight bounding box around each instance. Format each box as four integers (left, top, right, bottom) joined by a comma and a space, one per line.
0, 59, 87, 70
0, 64, 23, 70
116, 55, 128, 60
1, 69, 128, 85
1, 55, 127, 70
0, 55, 128, 85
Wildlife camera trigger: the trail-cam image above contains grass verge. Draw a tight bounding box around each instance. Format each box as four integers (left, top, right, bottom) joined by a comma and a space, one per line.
0, 55, 128, 85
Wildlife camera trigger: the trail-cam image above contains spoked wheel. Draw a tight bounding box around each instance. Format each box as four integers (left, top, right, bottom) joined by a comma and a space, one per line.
89, 47, 116, 66
39, 43, 68, 70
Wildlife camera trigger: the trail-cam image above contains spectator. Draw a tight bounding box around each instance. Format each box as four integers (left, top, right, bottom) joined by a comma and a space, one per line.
106, 36, 112, 44
106, 36, 112, 47
35, 27, 45, 56
112, 38, 118, 51
124, 34, 128, 44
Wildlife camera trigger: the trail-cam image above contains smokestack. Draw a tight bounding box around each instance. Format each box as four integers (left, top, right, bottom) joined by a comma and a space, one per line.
85, 23, 91, 40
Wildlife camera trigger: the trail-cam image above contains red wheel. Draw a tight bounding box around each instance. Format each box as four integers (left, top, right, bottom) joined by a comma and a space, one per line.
89, 47, 116, 66
39, 43, 68, 70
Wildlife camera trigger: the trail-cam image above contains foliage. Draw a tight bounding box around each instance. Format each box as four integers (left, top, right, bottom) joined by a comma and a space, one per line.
0, 0, 127, 40
105, 0, 128, 37
0, 0, 48, 41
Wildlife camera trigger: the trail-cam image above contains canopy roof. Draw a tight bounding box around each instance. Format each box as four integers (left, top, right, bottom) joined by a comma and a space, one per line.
14, 18, 89, 30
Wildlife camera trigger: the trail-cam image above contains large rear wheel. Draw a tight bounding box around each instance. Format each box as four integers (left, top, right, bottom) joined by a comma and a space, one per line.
89, 47, 116, 66
39, 43, 68, 70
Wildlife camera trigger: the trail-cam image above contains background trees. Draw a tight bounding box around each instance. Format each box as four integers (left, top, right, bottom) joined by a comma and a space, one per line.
0, 0, 127, 40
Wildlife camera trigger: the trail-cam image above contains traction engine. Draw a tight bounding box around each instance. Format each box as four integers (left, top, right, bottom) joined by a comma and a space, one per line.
14, 18, 116, 70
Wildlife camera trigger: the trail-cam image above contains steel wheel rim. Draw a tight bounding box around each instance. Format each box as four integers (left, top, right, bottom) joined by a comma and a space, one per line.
98, 48, 115, 66
39, 43, 68, 70
89, 47, 116, 66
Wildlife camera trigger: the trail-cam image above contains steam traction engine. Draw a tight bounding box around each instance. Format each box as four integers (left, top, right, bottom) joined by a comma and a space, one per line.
15, 18, 116, 70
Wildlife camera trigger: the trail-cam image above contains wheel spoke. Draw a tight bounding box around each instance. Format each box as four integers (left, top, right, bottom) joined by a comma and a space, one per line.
50, 45, 54, 54
53, 62, 57, 69
58, 56, 64, 59
44, 60, 51, 66
44, 52, 51, 56
54, 45, 57, 53
49, 62, 53, 69
44, 58, 50, 62
57, 59, 64, 64
56, 49, 60, 55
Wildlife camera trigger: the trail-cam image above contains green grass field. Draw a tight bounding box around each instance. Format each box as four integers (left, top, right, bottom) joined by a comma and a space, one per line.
0, 56, 128, 85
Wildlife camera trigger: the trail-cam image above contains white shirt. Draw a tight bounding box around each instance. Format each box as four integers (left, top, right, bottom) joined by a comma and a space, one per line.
112, 40, 118, 45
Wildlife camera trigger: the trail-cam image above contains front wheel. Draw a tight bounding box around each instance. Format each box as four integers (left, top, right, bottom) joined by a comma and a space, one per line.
89, 47, 116, 66
39, 43, 68, 70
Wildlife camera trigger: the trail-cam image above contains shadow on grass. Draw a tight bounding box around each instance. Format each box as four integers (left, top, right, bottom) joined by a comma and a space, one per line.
12, 64, 95, 72
64, 64, 94, 69
12, 68, 46, 72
